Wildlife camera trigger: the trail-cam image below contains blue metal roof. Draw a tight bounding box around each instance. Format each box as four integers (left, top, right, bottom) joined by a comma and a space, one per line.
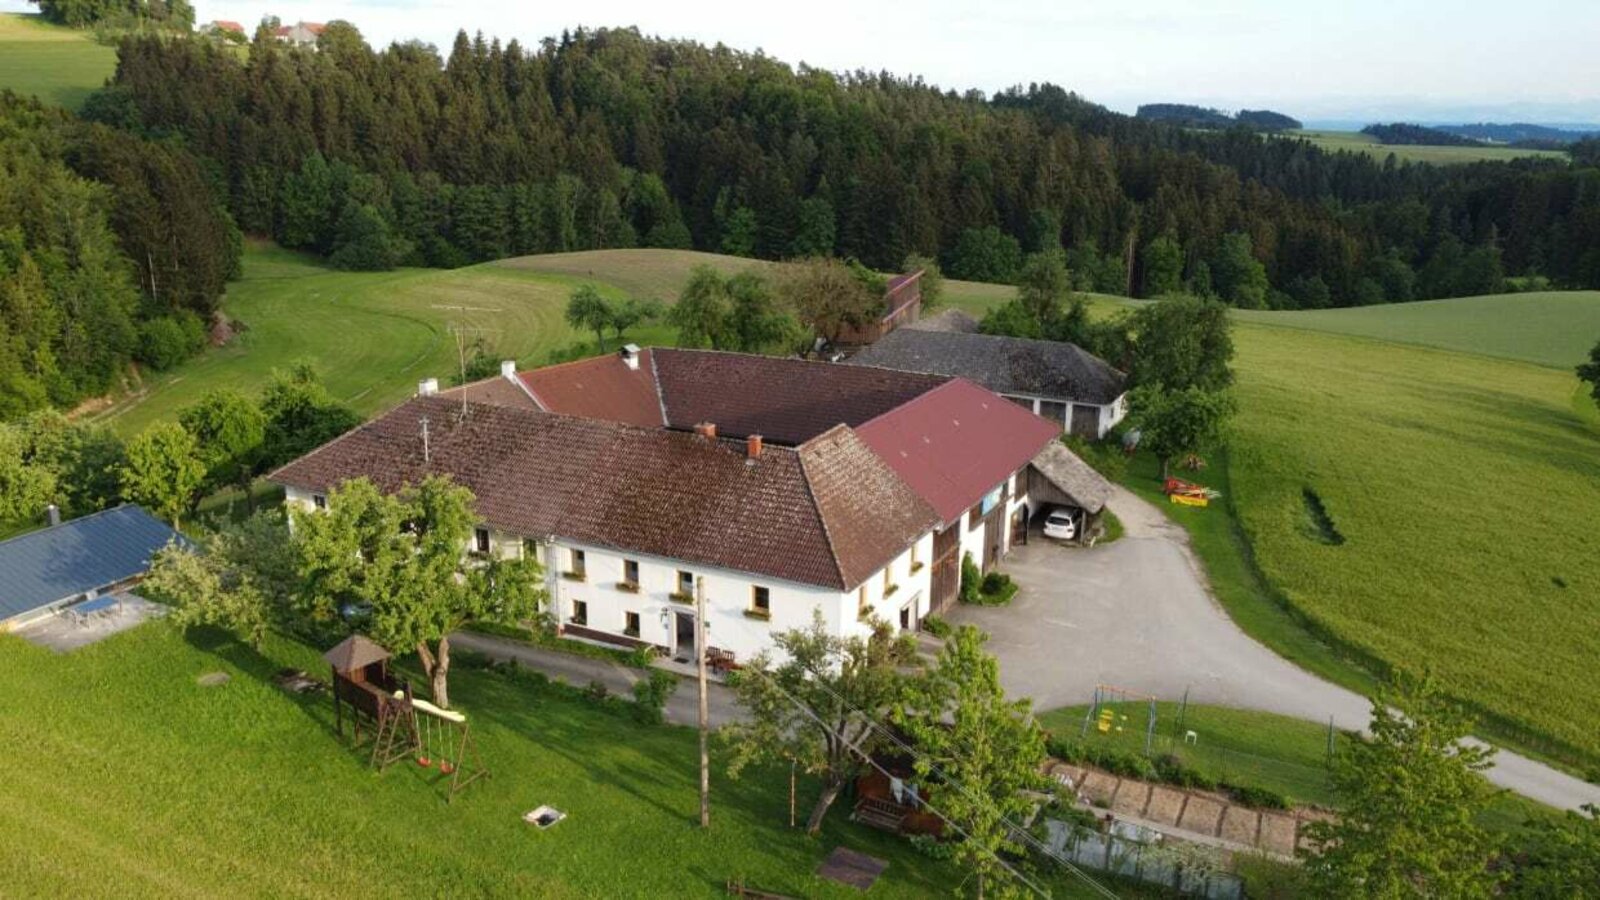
0, 505, 187, 622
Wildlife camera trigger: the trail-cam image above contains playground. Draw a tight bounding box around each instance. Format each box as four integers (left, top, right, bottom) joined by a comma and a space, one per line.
0, 623, 1143, 898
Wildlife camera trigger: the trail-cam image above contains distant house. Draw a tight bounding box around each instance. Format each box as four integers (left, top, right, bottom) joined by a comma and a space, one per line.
0, 506, 186, 631
274, 21, 325, 47
199, 20, 246, 37
845, 328, 1130, 439
834, 270, 925, 346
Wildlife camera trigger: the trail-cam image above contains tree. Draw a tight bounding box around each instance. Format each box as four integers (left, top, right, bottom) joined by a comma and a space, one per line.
1141, 236, 1184, 297
1303, 671, 1502, 899
1508, 805, 1600, 897
1016, 249, 1070, 323
948, 226, 1022, 284
178, 389, 265, 493
1578, 339, 1600, 405
565, 284, 615, 352
902, 252, 944, 311
328, 201, 409, 271
789, 197, 836, 258
142, 539, 271, 649
0, 423, 56, 522
118, 422, 205, 527
608, 296, 664, 346
723, 610, 918, 834
1211, 232, 1269, 308
293, 476, 544, 708
1128, 294, 1235, 392
671, 265, 734, 350
257, 363, 360, 469
1130, 385, 1234, 478
777, 257, 882, 348
726, 271, 802, 354
15, 410, 123, 515
897, 625, 1047, 899
720, 206, 759, 258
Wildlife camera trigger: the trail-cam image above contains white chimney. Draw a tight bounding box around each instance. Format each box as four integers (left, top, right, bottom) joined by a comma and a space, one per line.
45, 503, 60, 527
418, 377, 439, 397
620, 343, 641, 371
500, 360, 517, 380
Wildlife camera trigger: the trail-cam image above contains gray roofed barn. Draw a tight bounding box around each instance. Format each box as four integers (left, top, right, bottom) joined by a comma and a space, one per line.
846, 328, 1128, 406
0, 505, 187, 626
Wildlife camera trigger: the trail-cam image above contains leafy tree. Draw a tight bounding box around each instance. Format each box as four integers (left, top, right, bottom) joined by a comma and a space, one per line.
1210, 232, 1269, 308
1130, 384, 1235, 478
257, 363, 360, 469
0, 423, 56, 523
1303, 671, 1502, 899
978, 300, 1042, 340
723, 610, 917, 834
777, 257, 882, 347
328, 201, 410, 271
1128, 294, 1235, 392
948, 226, 1023, 284
142, 539, 271, 649
1139, 235, 1190, 297
565, 284, 615, 352
606, 296, 664, 346
726, 271, 802, 353
671, 265, 734, 350
293, 476, 544, 708
135, 312, 206, 371
902, 253, 944, 311
1578, 340, 1600, 406
1508, 805, 1600, 896
15, 410, 123, 515
1016, 249, 1070, 323
897, 625, 1047, 899
179, 389, 265, 492
118, 421, 206, 526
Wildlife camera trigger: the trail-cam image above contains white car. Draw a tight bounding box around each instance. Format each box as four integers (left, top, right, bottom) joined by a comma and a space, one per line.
1042, 508, 1078, 541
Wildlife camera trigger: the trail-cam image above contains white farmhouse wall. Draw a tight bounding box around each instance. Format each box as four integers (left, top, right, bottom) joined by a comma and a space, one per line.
1001, 393, 1125, 440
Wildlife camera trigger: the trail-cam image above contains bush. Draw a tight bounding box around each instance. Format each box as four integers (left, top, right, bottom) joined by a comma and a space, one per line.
583, 679, 610, 702
907, 833, 955, 860
1226, 783, 1291, 810
981, 571, 1005, 594
1234, 852, 1311, 898
1061, 434, 1127, 482
922, 614, 952, 638
136, 312, 207, 371
1153, 753, 1218, 791
958, 553, 981, 603
630, 669, 680, 725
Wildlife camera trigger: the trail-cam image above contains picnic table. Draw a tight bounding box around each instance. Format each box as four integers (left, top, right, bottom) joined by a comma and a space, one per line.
63, 595, 120, 626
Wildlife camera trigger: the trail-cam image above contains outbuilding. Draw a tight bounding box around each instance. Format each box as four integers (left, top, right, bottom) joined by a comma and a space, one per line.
0, 505, 186, 630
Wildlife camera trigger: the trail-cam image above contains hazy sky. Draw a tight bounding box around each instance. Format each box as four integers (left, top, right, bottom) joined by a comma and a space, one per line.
44, 0, 1600, 122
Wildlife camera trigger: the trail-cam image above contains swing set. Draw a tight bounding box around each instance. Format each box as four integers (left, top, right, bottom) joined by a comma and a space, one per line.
323, 634, 489, 802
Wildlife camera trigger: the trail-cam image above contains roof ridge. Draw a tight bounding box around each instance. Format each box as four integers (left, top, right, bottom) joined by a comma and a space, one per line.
850, 376, 967, 433
647, 348, 669, 426
794, 433, 852, 591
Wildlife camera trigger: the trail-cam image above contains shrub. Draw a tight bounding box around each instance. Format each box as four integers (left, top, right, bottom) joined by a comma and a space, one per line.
583, 679, 610, 702
1152, 753, 1218, 790
1226, 783, 1292, 810
907, 833, 955, 860
959, 553, 981, 603
922, 614, 952, 638
630, 669, 680, 725
136, 312, 207, 371
981, 571, 1005, 594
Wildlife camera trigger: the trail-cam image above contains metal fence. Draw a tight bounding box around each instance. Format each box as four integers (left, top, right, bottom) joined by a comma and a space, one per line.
1043, 819, 1244, 899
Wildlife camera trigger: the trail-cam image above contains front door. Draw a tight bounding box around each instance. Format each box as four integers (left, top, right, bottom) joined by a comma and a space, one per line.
674, 611, 697, 662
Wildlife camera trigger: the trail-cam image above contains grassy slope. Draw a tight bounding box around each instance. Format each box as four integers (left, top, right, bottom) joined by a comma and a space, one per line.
1233, 291, 1600, 369
0, 626, 1137, 899
1286, 129, 1567, 165
0, 13, 116, 110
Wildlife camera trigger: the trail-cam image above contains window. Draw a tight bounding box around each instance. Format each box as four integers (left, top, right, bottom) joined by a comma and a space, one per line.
1039, 400, 1068, 426
910, 542, 922, 571
522, 538, 541, 561
571, 599, 588, 626
677, 570, 694, 596
624, 611, 641, 637
624, 559, 640, 586
474, 527, 491, 554
858, 585, 871, 620
570, 548, 586, 578
750, 586, 770, 616
312, 494, 327, 510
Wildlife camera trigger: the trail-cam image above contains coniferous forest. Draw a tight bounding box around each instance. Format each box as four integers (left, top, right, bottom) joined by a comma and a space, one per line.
7, 22, 1600, 417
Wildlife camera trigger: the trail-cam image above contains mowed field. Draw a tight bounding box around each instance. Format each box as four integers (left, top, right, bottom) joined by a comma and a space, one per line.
0, 13, 116, 110
2, 625, 1136, 899
1286, 128, 1567, 165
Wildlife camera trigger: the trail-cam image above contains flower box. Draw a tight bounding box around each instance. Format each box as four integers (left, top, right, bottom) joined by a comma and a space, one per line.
615, 581, 640, 593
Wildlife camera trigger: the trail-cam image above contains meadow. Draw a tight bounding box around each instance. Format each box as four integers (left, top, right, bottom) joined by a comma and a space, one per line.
1285, 128, 1567, 165
0, 625, 1138, 898
0, 13, 116, 110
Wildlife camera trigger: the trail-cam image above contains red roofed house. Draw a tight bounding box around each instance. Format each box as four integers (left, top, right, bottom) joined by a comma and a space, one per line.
200, 20, 246, 37
271, 346, 1079, 664
274, 21, 325, 47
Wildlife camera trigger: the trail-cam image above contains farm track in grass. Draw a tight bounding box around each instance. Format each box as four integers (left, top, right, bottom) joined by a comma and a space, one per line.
0, 14, 116, 110
0, 626, 1142, 899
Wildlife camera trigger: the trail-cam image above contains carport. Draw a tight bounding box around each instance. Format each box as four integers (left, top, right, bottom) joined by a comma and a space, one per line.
1026, 442, 1113, 545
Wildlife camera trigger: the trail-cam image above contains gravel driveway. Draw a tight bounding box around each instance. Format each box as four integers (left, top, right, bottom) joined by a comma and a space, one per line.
948, 484, 1600, 812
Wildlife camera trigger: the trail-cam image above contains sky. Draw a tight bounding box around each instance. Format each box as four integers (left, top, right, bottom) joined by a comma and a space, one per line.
24, 0, 1600, 124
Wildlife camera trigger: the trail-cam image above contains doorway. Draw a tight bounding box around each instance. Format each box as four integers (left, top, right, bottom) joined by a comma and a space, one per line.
674, 610, 697, 662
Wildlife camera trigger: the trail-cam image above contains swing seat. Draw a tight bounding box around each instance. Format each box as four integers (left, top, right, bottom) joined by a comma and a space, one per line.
439, 762, 456, 775
417, 756, 432, 768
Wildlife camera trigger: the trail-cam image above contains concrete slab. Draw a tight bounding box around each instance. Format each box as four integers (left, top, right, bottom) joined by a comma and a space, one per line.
1177, 795, 1225, 835
1143, 786, 1187, 826
1079, 771, 1119, 806
1219, 805, 1261, 846
1110, 780, 1150, 816
13, 592, 162, 652
1258, 813, 1299, 857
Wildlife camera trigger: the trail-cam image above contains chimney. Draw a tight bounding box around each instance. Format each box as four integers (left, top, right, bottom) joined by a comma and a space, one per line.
45, 503, 60, 527
500, 359, 517, 380
746, 434, 763, 459
620, 343, 641, 371
693, 422, 717, 439
418, 377, 439, 397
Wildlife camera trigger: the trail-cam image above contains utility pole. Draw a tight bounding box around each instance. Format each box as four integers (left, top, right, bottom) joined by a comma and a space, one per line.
695, 575, 710, 828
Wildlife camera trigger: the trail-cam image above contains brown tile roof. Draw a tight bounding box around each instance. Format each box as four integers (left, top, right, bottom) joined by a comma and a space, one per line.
517, 350, 663, 427
652, 349, 947, 445
438, 375, 540, 410
269, 395, 937, 590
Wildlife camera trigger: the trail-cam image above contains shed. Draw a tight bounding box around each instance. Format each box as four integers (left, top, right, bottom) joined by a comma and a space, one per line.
0, 505, 187, 629
1027, 442, 1114, 543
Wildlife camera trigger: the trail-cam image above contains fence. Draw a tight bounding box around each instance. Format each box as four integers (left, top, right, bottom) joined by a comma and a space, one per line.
1042, 818, 1244, 899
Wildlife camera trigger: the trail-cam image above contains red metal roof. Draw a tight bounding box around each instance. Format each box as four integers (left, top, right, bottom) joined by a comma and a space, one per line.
518, 350, 664, 427
853, 378, 1060, 524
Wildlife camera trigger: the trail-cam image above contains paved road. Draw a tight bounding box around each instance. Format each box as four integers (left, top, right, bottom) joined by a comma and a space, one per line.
948, 484, 1600, 813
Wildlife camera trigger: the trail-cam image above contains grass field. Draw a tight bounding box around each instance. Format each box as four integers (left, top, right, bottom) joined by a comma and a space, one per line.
1286, 129, 1568, 165
0, 13, 116, 110
0, 624, 1145, 898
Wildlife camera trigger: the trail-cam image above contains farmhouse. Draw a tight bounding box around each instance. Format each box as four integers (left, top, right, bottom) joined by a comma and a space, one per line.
845, 328, 1130, 439
199, 20, 246, 37
270, 348, 1061, 663
0, 505, 185, 631
274, 21, 326, 47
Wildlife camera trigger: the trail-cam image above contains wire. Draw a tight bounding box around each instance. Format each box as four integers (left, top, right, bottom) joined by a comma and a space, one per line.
741, 666, 1056, 899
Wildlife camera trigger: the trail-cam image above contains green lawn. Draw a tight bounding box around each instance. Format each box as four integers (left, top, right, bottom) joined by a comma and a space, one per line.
1232, 291, 1600, 369
0, 13, 116, 110
1285, 129, 1567, 165
0, 624, 1140, 898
